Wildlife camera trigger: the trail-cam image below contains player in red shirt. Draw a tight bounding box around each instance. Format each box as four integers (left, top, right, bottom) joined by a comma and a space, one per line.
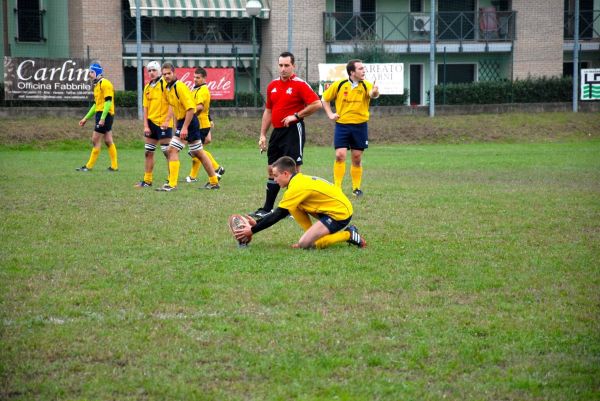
250, 52, 322, 221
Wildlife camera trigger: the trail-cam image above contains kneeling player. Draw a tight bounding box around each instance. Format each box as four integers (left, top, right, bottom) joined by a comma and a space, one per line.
234, 156, 366, 249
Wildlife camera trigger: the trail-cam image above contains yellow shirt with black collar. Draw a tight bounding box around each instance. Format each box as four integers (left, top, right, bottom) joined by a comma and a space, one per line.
192, 84, 211, 129
143, 77, 172, 127
94, 77, 115, 116
322, 79, 374, 124
163, 80, 196, 121
279, 173, 353, 221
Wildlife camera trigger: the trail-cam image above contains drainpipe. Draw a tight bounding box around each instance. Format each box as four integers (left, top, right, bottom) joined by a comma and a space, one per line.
429, 0, 436, 117
572, 0, 579, 112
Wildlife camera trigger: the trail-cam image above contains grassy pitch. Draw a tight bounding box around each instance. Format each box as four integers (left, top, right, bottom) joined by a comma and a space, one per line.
1, 139, 599, 400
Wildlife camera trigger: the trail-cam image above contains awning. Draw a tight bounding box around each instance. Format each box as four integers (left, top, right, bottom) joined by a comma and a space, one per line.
123, 56, 256, 68
129, 0, 270, 19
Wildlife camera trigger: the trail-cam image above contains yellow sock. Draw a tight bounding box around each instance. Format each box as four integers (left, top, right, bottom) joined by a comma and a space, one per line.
107, 143, 118, 170
333, 160, 346, 188
350, 165, 362, 191
189, 157, 201, 179
86, 147, 101, 169
168, 160, 180, 187
204, 150, 219, 170
144, 172, 153, 184
314, 231, 350, 249
209, 174, 219, 186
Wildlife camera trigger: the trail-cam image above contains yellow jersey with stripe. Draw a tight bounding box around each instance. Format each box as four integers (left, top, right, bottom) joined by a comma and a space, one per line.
163, 80, 196, 121
192, 84, 211, 129
143, 77, 172, 127
322, 79, 374, 124
93, 77, 115, 116
279, 173, 353, 221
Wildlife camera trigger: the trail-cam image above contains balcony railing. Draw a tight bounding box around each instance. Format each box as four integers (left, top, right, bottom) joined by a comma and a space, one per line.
564, 10, 600, 40
324, 11, 516, 44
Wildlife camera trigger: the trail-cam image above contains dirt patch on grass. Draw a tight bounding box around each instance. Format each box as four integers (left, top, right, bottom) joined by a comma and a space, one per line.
1, 112, 598, 148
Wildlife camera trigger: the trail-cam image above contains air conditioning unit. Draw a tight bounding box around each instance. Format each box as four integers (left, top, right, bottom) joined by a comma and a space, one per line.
412, 15, 431, 33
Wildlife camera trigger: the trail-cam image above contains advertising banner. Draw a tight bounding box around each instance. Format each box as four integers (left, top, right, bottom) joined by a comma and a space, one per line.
318, 63, 404, 95
580, 68, 600, 101
4, 57, 92, 101
144, 67, 235, 100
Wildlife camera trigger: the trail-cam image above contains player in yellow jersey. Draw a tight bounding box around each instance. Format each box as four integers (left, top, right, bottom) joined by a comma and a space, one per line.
322, 59, 379, 198
135, 60, 173, 188
185, 67, 225, 187
234, 156, 366, 249
76, 62, 118, 172
156, 62, 219, 192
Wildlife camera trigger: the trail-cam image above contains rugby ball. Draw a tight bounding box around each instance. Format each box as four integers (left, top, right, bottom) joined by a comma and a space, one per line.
228, 214, 251, 246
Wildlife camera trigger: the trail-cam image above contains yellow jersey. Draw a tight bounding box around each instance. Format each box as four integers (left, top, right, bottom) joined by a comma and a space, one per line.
163, 80, 196, 121
192, 84, 211, 129
93, 77, 115, 116
322, 79, 374, 124
279, 173, 353, 221
143, 77, 172, 127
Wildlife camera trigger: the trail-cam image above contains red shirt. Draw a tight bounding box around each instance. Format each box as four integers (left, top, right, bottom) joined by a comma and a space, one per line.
266, 74, 319, 128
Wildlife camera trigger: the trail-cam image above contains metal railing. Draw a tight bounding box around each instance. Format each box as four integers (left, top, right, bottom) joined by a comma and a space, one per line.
122, 12, 258, 44
323, 11, 516, 44
564, 10, 600, 39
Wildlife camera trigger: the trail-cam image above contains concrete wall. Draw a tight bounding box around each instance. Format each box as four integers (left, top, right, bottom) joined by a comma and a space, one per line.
3, 102, 599, 119
68, 0, 125, 90
512, 0, 564, 79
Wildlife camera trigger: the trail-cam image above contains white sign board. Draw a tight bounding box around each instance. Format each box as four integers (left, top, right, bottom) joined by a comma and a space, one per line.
580, 68, 600, 100
318, 63, 404, 95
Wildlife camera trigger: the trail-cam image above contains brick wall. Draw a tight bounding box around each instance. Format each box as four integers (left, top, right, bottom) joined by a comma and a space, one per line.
260, 0, 326, 92
69, 0, 124, 90
512, 0, 564, 79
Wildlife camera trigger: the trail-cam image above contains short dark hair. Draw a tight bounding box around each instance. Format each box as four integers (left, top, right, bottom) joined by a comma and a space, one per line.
346, 59, 362, 76
272, 156, 296, 174
279, 51, 295, 65
194, 67, 207, 77
161, 62, 175, 72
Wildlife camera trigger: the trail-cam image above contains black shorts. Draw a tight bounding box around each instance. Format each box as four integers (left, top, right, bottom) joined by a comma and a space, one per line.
267, 121, 305, 166
199, 127, 210, 144
318, 214, 352, 234
94, 112, 113, 134
175, 115, 202, 143
145, 120, 173, 140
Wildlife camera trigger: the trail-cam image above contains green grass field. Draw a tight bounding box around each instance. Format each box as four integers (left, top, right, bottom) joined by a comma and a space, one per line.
1, 122, 600, 399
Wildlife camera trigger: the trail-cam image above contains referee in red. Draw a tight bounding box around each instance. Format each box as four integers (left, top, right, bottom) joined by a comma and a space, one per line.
250, 52, 322, 221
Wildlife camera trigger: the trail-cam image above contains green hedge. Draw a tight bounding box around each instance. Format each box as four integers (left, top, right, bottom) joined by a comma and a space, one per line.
434, 77, 572, 105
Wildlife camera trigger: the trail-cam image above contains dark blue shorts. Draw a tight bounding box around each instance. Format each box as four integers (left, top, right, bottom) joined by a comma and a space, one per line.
146, 120, 172, 140
175, 115, 202, 143
199, 128, 210, 143
94, 112, 114, 134
334, 122, 368, 150
318, 214, 352, 234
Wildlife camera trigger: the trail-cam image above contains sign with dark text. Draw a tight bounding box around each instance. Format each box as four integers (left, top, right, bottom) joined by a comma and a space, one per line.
144, 67, 235, 100
4, 57, 92, 101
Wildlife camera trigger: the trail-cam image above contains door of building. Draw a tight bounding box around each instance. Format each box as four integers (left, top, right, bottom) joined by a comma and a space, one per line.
410, 64, 422, 105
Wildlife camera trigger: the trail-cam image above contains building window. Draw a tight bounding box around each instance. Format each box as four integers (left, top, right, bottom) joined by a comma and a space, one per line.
437, 64, 476, 84
410, 0, 423, 12
15, 0, 44, 42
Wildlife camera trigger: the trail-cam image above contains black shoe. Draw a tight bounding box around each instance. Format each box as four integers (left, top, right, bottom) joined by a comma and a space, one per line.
216, 166, 225, 180
346, 225, 367, 248
107, 167, 118, 172
135, 181, 152, 188
202, 182, 220, 190
249, 208, 272, 222
156, 184, 177, 192
76, 165, 90, 172
352, 189, 363, 198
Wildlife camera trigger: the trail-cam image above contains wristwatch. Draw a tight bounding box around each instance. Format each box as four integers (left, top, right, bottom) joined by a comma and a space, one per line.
294, 112, 302, 120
